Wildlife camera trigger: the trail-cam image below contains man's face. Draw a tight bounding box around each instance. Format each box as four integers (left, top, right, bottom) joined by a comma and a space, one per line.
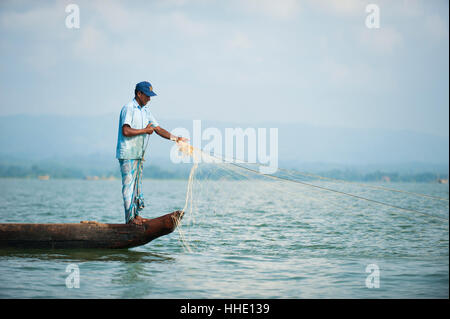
136, 91, 150, 106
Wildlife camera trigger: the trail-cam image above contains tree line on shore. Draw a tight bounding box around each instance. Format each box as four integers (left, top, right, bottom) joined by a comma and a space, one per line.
0, 163, 447, 183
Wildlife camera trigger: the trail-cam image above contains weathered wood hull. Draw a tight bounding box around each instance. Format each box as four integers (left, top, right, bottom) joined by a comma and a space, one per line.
0, 211, 183, 249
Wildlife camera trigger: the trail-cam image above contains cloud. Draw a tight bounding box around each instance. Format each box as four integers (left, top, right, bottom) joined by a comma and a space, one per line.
0, 3, 61, 30
318, 58, 377, 88
227, 32, 252, 50
89, 1, 140, 33
73, 26, 108, 56
309, 0, 365, 16
395, 0, 423, 17
0, 2, 73, 71
358, 26, 403, 54
168, 11, 209, 37
320, 58, 352, 84
241, 0, 301, 20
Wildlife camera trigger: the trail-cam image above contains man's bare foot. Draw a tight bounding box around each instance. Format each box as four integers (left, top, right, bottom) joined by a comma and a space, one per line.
129, 215, 145, 225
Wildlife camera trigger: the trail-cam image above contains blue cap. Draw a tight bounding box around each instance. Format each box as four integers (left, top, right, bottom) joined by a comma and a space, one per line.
136, 81, 157, 97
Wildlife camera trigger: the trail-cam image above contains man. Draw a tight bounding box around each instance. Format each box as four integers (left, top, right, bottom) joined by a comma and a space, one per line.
116, 81, 187, 225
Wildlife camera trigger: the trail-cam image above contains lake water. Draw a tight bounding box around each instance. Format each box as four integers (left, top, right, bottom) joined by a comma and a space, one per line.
0, 176, 448, 298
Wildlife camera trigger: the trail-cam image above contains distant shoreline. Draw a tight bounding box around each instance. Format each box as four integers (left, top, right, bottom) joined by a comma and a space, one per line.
0, 175, 448, 184
1, 159, 448, 183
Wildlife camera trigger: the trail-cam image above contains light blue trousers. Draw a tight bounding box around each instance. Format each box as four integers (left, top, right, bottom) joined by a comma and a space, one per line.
119, 159, 145, 223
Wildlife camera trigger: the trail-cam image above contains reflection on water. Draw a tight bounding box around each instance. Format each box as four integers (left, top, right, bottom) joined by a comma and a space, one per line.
0, 248, 175, 264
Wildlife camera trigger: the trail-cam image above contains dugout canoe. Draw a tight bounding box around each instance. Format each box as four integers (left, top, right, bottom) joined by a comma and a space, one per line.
0, 210, 183, 249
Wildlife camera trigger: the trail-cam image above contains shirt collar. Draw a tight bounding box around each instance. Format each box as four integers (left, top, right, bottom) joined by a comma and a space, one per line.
132, 98, 145, 109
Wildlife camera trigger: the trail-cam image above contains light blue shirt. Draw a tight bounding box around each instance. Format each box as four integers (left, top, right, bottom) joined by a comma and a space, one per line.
116, 98, 159, 159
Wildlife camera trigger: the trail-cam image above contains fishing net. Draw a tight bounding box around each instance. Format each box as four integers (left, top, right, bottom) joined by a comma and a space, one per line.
172, 141, 449, 252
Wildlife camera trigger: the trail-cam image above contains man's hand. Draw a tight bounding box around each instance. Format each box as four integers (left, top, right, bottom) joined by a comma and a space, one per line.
122, 124, 153, 137
170, 135, 189, 143
144, 123, 154, 135
176, 136, 189, 143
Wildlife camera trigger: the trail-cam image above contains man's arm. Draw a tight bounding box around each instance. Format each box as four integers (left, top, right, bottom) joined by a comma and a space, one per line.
154, 126, 188, 142
122, 124, 154, 137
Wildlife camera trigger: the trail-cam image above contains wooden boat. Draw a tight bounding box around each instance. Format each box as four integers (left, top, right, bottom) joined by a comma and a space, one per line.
0, 210, 183, 249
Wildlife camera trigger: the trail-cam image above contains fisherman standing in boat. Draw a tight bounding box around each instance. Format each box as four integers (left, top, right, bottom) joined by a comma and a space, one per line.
116, 81, 188, 225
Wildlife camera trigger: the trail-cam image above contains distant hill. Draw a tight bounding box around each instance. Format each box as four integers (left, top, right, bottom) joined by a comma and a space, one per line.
0, 114, 448, 179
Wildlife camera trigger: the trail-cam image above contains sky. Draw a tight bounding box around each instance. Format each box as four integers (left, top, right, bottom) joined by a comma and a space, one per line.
0, 0, 448, 137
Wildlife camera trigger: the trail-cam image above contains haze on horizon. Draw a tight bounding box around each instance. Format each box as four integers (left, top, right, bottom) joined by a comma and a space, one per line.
0, 0, 448, 139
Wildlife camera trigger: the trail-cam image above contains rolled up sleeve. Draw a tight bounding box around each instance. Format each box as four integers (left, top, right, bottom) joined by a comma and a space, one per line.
121, 106, 134, 127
